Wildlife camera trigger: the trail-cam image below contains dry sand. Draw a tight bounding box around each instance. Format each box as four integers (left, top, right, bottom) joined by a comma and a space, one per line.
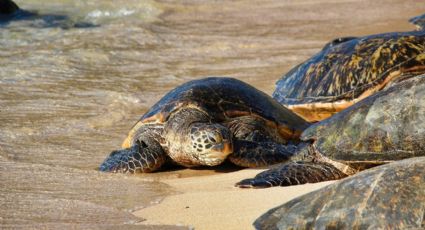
133, 169, 335, 229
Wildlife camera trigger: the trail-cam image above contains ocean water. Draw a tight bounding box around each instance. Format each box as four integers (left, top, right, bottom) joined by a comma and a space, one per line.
0, 0, 424, 228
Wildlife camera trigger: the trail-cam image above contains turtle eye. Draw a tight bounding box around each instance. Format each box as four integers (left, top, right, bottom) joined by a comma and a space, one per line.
208, 132, 222, 143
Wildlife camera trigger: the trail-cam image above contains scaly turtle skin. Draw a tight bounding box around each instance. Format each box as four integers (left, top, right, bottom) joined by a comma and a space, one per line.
273, 14, 425, 122
254, 157, 425, 230
100, 77, 309, 173
237, 75, 425, 188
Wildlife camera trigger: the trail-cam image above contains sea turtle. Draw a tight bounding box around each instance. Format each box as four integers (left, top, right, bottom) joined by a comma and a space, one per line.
254, 157, 425, 229
237, 74, 425, 188
272, 13, 425, 122
99, 77, 309, 173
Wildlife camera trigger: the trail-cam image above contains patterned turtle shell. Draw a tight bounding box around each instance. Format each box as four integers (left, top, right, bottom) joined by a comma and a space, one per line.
273, 14, 425, 122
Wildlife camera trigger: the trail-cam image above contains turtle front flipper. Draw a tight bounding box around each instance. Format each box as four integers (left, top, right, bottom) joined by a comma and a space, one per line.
225, 115, 304, 167
99, 139, 167, 173
229, 140, 299, 167
236, 161, 348, 188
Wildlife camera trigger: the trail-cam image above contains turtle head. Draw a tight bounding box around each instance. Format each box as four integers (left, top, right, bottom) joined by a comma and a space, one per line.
188, 123, 233, 166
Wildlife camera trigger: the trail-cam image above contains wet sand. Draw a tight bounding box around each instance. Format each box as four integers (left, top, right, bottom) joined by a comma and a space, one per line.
0, 157, 184, 229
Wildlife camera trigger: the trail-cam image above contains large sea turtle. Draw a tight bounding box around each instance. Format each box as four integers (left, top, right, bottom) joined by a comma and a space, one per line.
100, 77, 309, 173
273, 14, 425, 122
254, 157, 425, 229
237, 75, 425, 188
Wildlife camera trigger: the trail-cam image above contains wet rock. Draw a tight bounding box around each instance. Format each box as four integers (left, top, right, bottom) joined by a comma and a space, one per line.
0, 0, 19, 15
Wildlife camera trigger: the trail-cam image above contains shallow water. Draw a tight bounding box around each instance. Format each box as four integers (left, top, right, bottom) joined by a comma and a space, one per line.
1, 0, 424, 228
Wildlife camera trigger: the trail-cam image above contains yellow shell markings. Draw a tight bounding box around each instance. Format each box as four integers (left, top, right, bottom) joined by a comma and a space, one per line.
122, 121, 145, 148
336, 39, 417, 88
121, 111, 168, 149
286, 36, 425, 122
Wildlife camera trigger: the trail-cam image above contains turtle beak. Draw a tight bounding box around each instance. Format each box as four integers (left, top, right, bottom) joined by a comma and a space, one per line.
222, 141, 233, 154
212, 140, 233, 155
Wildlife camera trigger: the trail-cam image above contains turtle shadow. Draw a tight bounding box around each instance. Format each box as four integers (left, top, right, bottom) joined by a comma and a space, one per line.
158, 161, 244, 174
129, 162, 244, 181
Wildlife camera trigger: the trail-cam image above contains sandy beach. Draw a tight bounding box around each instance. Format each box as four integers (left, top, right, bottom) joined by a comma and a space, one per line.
134, 168, 335, 229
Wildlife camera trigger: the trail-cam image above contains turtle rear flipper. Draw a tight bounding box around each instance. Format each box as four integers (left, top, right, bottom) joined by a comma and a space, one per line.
99, 139, 167, 173
236, 161, 348, 188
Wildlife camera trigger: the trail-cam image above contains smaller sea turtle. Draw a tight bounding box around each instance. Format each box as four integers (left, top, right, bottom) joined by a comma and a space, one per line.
99, 77, 309, 173
254, 157, 425, 229
273, 14, 425, 122
237, 75, 425, 188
